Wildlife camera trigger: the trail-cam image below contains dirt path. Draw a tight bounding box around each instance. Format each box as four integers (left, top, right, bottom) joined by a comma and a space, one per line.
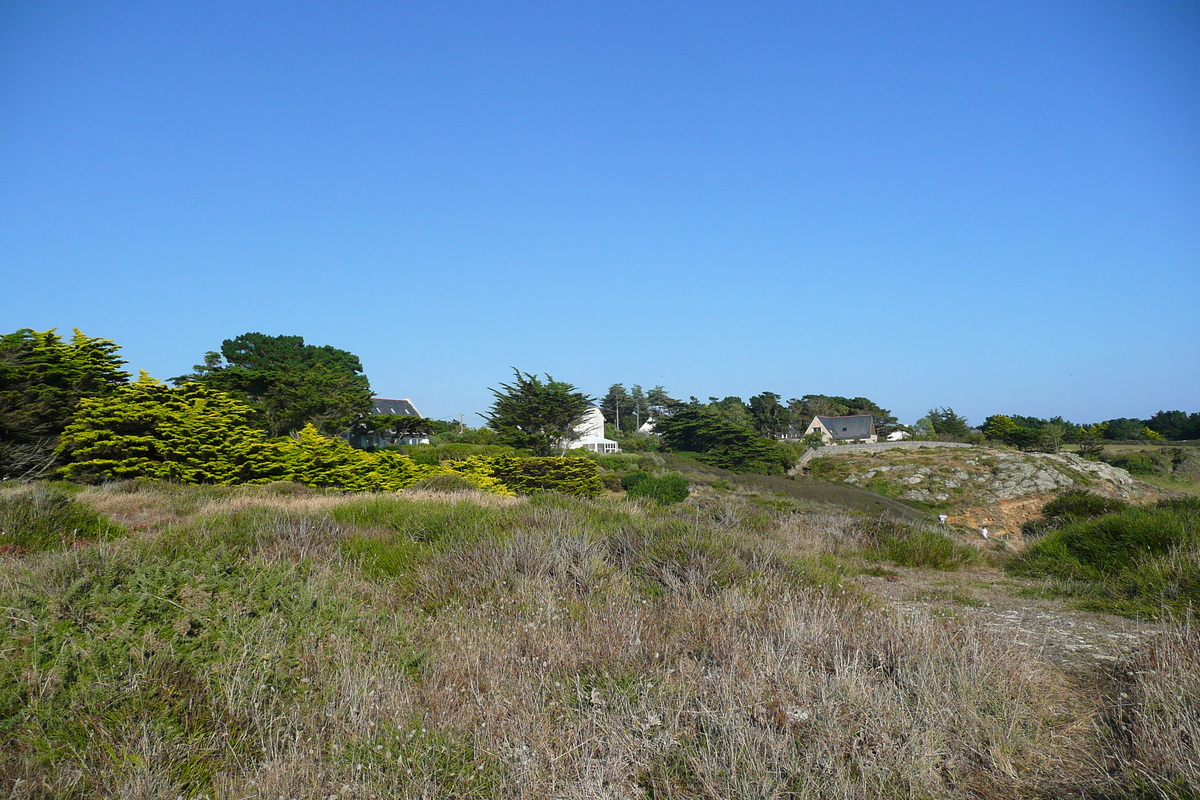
858, 564, 1158, 670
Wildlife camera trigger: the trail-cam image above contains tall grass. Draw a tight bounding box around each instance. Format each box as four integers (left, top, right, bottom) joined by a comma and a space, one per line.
1104, 616, 1200, 797
0, 480, 1190, 797
0, 483, 124, 554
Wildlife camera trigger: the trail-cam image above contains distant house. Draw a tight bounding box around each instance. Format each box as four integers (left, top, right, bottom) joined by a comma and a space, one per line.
805, 414, 878, 444
566, 404, 620, 454
347, 397, 431, 448
886, 430, 911, 441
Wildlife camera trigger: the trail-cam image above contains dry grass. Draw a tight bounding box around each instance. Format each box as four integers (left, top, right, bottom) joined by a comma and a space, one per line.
1, 481, 1193, 798
1105, 616, 1200, 796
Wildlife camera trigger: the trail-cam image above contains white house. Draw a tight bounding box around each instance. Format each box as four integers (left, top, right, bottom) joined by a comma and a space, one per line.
805, 414, 878, 444
566, 405, 620, 454
886, 430, 911, 441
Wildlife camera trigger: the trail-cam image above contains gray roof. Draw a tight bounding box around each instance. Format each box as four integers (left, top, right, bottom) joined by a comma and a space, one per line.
372, 398, 420, 417
815, 414, 875, 440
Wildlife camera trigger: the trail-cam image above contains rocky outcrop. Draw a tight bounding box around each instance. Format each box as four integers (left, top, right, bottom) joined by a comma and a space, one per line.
813, 446, 1161, 538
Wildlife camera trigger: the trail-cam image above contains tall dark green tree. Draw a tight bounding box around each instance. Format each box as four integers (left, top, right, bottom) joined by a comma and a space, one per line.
629, 384, 648, 429
173, 332, 373, 437
1101, 417, 1148, 441
484, 370, 592, 456
600, 383, 630, 432
654, 401, 789, 474
646, 386, 678, 419
0, 328, 130, 478
749, 391, 786, 439
1144, 410, 1200, 440
924, 407, 972, 438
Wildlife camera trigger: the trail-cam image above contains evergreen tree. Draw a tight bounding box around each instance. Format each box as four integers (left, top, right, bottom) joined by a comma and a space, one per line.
600, 383, 630, 432
484, 370, 592, 456
57, 373, 285, 484
0, 327, 130, 478
173, 332, 373, 437
749, 391, 786, 438
654, 401, 789, 474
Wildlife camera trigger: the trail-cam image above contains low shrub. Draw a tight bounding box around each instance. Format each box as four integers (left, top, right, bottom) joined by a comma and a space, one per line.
1009, 497, 1200, 617
620, 472, 651, 491
625, 473, 690, 505
1021, 490, 1130, 537
483, 456, 603, 498
806, 457, 851, 482
857, 518, 982, 571
409, 473, 478, 493
0, 484, 124, 554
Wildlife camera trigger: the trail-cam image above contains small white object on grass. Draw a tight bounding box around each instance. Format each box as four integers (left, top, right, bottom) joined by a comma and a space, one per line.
938, 514, 948, 524
980, 527, 989, 539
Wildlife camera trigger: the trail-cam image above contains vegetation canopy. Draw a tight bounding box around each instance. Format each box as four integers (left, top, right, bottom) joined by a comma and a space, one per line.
172, 332, 373, 437
0, 328, 129, 479
484, 369, 592, 457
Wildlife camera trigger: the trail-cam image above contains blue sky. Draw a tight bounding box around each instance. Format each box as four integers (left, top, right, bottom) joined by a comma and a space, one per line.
2, 1, 1197, 426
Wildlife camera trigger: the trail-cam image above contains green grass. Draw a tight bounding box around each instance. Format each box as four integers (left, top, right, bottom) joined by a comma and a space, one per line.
1008, 497, 1200, 617
0, 483, 125, 554
856, 518, 982, 571
1137, 473, 1200, 497
0, 511, 424, 795
3, 480, 1196, 797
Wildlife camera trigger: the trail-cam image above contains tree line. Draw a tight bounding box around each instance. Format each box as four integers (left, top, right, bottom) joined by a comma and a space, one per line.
5, 326, 1196, 486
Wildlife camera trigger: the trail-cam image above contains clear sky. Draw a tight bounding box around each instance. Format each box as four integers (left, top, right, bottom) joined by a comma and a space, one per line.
2, 1, 1197, 426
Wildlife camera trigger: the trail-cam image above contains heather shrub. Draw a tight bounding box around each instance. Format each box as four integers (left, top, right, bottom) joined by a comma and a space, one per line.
856, 516, 982, 570
625, 473, 690, 505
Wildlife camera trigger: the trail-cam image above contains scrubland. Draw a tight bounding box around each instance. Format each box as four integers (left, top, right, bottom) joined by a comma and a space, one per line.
1, 480, 1197, 799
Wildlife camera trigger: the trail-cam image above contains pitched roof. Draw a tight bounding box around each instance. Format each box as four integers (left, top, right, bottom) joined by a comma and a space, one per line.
372, 398, 420, 417
814, 414, 875, 440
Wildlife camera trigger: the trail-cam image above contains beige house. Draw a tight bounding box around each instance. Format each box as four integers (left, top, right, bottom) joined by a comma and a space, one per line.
805, 414, 878, 444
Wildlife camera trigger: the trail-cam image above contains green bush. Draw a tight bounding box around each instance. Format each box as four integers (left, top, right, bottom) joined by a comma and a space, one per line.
1021, 490, 1130, 537
483, 456, 603, 497
621, 472, 652, 491
625, 474, 690, 505
1009, 497, 1200, 617
1105, 451, 1168, 476
857, 518, 981, 571
409, 473, 478, 493
0, 484, 124, 554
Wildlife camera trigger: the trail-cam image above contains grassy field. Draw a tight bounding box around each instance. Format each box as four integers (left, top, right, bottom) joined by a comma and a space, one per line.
1, 479, 1197, 798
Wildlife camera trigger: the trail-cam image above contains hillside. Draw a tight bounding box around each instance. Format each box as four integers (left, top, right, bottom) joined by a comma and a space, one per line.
799, 445, 1164, 537
2, 479, 1196, 798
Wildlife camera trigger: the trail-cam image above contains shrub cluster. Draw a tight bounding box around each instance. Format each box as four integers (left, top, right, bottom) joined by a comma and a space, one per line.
481, 456, 602, 498
1020, 490, 1130, 537
1010, 495, 1200, 617
620, 472, 690, 505
0, 484, 125, 554
51, 378, 604, 497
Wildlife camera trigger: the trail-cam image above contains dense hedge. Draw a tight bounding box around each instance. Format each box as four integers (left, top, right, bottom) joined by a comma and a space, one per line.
480, 456, 602, 498
53, 377, 600, 497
